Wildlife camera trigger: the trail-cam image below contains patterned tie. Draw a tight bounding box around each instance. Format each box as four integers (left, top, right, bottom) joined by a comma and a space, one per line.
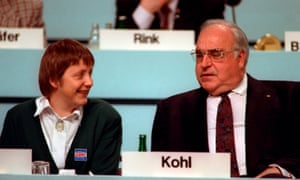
161, 5, 170, 29
216, 93, 240, 177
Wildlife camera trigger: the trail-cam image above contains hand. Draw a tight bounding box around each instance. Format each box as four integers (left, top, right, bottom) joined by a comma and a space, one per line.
255, 167, 282, 178
140, 0, 170, 14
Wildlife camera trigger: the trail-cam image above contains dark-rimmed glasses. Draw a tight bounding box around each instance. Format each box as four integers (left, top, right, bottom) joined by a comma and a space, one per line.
191, 48, 240, 62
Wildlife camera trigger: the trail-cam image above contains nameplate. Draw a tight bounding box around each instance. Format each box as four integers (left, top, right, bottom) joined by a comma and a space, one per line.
99, 29, 195, 51
122, 152, 230, 178
284, 31, 300, 51
0, 28, 44, 49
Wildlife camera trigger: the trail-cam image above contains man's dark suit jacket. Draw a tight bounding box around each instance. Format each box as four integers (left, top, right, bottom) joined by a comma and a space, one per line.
151, 75, 300, 177
115, 0, 225, 39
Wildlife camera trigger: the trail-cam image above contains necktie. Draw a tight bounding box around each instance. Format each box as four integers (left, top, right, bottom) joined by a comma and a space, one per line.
216, 93, 240, 177
161, 5, 170, 29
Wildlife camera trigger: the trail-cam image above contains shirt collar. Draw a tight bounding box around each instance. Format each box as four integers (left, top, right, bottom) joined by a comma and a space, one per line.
34, 96, 83, 120
207, 74, 247, 98
169, 0, 179, 12
231, 74, 247, 96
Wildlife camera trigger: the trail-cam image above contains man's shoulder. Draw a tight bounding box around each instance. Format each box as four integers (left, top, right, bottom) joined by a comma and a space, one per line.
248, 76, 300, 105
261, 79, 300, 88
248, 74, 299, 89
159, 88, 204, 105
166, 88, 200, 98
250, 76, 300, 93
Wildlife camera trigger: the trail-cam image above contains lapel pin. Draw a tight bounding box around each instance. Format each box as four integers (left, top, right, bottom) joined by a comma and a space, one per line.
266, 94, 271, 98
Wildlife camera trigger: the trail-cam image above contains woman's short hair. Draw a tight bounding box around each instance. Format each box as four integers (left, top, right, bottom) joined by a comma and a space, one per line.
38, 39, 94, 97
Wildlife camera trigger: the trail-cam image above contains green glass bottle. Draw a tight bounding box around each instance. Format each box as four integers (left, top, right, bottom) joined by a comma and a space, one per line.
118, 16, 127, 29
138, 134, 147, 152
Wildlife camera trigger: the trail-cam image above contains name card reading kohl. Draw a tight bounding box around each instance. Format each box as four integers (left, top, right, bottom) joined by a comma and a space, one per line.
99, 29, 195, 51
0, 27, 44, 49
285, 31, 300, 52
122, 152, 230, 178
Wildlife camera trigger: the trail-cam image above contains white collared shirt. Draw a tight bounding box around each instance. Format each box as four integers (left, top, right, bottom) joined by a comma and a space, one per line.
133, 0, 179, 29
207, 74, 247, 175
34, 96, 83, 169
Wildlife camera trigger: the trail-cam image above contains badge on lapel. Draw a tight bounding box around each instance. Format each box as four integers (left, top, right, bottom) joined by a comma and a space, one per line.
74, 148, 87, 161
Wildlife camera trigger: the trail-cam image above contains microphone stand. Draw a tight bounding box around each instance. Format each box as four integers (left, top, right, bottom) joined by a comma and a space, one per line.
231, 6, 237, 24
226, 0, 242, 24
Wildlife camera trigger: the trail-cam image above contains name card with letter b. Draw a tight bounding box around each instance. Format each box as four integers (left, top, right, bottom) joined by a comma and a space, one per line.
122, 152, 230, 178
0, 27, 44, 49
99, 29, 195, 51
285, 31, 300, 52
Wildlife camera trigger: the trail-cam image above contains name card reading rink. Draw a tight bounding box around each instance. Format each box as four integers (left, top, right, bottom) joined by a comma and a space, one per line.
0, 27, 44, 49
122, 152, 230, 178
285, 31, 300, 52
99, 29, 195, 51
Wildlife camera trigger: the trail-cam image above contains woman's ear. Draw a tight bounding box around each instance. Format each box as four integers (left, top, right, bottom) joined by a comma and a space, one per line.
49, 78, 59, 88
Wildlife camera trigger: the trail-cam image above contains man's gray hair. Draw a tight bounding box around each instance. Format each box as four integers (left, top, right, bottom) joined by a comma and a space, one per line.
200, 19, 249, 63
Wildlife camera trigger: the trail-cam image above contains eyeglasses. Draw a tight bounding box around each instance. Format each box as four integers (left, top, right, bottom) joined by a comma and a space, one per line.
191, 48, 240, 62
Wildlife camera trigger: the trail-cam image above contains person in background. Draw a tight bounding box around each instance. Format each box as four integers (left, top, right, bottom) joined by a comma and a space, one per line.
0, 39, 122, 175
0, 0, 44, 27
0, 0, 47, 46
151, 19, 300, 178
115, 0, 225, 39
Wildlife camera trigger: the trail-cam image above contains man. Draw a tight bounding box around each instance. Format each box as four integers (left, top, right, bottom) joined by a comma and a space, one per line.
0, 0, 47, 46
0, 0, 44, 27
151, 19, 300, 178
0, 39, 122, 175
115, 0, 225, 39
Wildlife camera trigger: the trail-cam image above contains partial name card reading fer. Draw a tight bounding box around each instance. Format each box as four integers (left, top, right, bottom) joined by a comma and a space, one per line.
0, 27, 44, 49
122, 152, 230, 178
285, 31, 300, 52
100, 29, 195, 51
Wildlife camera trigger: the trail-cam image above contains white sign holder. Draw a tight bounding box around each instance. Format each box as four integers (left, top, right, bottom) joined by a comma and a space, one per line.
99, 29, 195, 51
122, 151, 230, 178
0, 27, 44, 49
284, 31, 300, 52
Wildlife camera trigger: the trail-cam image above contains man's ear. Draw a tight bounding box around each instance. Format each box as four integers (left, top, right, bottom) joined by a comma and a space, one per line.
237, 49, 247, 66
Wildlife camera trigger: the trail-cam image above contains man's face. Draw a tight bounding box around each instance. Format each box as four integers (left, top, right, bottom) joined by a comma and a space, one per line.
50, 59, 93, 110
195, 24, 246, 96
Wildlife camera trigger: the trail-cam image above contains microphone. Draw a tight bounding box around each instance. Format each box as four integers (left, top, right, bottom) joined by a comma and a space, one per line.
226, 0, 242, 7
